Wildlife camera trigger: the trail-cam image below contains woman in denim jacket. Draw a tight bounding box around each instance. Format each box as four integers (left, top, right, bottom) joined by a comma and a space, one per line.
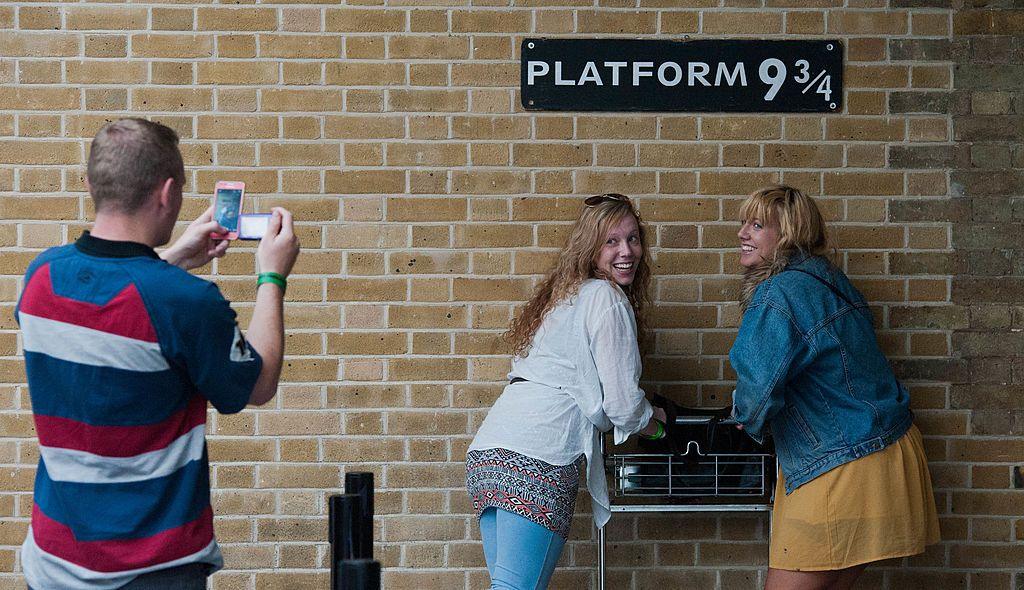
730, 185, 940, 590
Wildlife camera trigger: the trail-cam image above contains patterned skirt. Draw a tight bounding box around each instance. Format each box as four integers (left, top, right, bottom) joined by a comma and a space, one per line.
466, 448, 582, 540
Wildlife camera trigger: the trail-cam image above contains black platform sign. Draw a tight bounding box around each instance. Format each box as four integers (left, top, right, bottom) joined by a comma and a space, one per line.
521, 38, 843, 113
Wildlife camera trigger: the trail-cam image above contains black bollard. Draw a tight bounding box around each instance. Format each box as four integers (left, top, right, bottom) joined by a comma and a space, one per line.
328, 494, 361, 590
344, 472, 375, 559
336, 559, 381, 590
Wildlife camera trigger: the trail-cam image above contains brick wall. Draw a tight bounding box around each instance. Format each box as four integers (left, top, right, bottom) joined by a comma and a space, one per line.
0, 1, 1018, 588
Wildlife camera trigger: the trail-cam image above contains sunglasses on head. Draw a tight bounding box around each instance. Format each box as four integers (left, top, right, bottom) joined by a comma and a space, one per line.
584, 194, 631, 207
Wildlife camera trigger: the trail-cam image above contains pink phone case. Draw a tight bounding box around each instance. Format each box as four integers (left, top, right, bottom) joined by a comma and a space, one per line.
212, 181, 245, 240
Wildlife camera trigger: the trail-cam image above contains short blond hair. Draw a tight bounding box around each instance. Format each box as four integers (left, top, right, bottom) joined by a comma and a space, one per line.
738, 185, 832, 262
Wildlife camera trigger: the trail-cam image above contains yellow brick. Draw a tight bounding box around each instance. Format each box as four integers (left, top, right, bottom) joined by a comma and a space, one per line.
389, 89, 467, 113
197, 62, 279, 85
390, 36, 470, 60
326, 170, 404, 195
326, 9, 407, 32
66, 60, 147, 85
217, 34, 257, 58
17, 7, 58, 30
452, 10, 531, 32
0, 141, 80, 166
585, 117, 660, 141
639, 144, 718, 168
389, 358, 467, 381
387, 411, 467, 435
828, 10, 908, 35
846, 65, 909, 89
824, 172, 903, 196
453, 277, 532, 301
151, 62, 194, 85
258, 465, 339, 488
386, 197, 466, 222
702, 116, 781, 140
699, 171, 779, 195
513, 143, 592, 167
325, 115, 405, 139
327, 278, 406, 302
196, 169, 278, 194
786, 11, 825, 34
451, 62, 518, 87
153, 8, 195, 31
0, 87, 79, 111
454, 224, 531, 248
826, 118, 905, 141
578, 10, 657, 33
326, 62, 405, 86
197, 8, 278, 31
282, 8, 321, 32
765, 144, 843, 168
196, 116, 278, 140
66, 6, 148, 30
260, 34, 341, 59
19, 169, 61, 193
262, 89, 343, 112
260, 143, 339, 167
661, 12, 699, 33
132, 34, 214, 58
0, 33, 78, 57
703, 11, 782, 34
410, 9, 448, 33
346, 37, 385, 59
133, 88, 213, 112
387, 143, 466, 167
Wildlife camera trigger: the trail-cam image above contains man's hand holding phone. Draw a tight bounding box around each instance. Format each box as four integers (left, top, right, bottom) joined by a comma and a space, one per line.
257, 207, 300, 281
161, 206, 230, 271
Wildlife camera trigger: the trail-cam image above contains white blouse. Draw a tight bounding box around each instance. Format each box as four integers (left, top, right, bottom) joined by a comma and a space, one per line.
469, 278, 654, 529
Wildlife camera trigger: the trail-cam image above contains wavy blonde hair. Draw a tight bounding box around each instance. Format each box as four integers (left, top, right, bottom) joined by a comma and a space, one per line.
739, 185, 834, 310
505, 195, 651, 357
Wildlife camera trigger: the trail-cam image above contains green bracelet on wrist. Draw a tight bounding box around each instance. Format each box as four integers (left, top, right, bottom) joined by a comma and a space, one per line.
257, 271, 287, 294
641, 419, 666, 441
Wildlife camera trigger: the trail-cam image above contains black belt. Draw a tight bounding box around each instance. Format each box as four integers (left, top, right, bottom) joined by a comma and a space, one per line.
509, 377, 527, 385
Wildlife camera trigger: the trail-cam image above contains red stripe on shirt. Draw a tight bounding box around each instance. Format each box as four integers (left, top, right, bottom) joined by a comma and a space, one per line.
35, 395, 207, 457
20, 264, 158, 343
31, 503, 214, 574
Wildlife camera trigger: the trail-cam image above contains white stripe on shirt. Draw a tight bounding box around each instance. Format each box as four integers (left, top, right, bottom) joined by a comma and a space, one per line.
21, 313, 169, 372
39, 425, 205, 484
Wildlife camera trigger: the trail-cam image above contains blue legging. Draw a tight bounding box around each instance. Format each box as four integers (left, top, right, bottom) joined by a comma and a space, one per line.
479, 507, 566, 590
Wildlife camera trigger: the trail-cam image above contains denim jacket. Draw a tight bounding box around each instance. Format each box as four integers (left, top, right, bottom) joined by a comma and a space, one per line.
730, 254, 912, 494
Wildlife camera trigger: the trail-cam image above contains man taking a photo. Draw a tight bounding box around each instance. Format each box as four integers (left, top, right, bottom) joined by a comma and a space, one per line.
17, 118, 300, 589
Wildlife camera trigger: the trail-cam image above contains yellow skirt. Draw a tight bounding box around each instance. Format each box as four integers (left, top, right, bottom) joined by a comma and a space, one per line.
769, 424, 940, 571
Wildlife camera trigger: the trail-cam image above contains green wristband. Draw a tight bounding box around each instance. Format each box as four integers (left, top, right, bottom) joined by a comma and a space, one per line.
257, 272, 287, 294
641, 419, 665, 441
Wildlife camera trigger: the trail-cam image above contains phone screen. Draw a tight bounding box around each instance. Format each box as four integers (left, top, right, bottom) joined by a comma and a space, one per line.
214, 188, 243, 232
238, 214, 270, 240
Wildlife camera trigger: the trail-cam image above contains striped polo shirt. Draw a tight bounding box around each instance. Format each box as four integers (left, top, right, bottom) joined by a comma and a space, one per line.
17, 233, 262, 590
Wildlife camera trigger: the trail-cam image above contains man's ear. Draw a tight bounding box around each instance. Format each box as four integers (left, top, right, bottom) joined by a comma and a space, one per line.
156, 177, 175, 209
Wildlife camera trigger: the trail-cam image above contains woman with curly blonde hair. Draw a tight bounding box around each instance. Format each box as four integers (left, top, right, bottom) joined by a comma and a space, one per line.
730, 185, 940, 590
466, 194, 667, 590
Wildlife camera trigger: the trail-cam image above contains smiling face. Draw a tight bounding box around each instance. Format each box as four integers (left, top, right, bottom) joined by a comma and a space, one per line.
594, 214, 642, 286
737, 217, 780, 268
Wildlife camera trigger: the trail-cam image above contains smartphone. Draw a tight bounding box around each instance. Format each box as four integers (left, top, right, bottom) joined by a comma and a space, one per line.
212, 181, 245, 240
238, 213, 271, 240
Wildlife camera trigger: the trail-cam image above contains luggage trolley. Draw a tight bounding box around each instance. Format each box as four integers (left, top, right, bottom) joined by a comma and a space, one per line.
598, 416, 776, 590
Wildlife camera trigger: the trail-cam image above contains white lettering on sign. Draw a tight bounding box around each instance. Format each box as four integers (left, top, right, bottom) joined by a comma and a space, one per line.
605, 62, 626, 86
657, 62, 683, 86
526, 60, 754, 89
688, 62, 711, 87
716, 62, 747, 87
578, 62, 603, 85
632, 61, 654, 86
527, 61, 549, 85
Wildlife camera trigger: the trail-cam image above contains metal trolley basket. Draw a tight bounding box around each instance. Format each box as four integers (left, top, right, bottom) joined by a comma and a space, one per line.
598, 416, 776, 590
